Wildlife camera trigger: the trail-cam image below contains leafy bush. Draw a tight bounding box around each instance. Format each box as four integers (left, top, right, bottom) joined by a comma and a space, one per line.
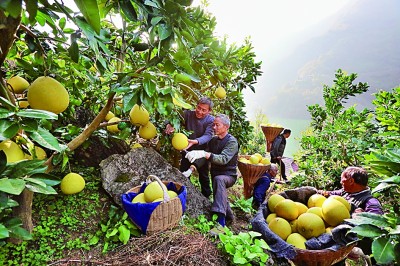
218, 228, 269, 266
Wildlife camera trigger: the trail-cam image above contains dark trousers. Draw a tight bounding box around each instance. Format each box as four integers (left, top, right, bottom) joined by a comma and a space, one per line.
180, 155, 212, 198
271, 157, 287, 180
211, 174, 236, 217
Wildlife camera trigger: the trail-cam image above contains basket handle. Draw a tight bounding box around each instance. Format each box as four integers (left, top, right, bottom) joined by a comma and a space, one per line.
146, 175, 170, 203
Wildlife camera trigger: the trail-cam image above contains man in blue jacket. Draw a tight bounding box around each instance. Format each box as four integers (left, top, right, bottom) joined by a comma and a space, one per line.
252, 164, 279, 210
165, 97, 214, 198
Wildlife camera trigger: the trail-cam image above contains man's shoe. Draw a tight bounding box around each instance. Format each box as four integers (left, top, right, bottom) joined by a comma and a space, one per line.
209, 224, 225, 236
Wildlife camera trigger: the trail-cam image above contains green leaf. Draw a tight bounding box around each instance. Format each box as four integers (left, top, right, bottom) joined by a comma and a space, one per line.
25, 177, 47, 187
9, 226, 32, 240
143, 75, 156, 97
68, 40, 80, 63
0, 121, 19, 140
3, 159, 47, 179
233, 255, 247, 264
350, 224, 386, 238
30, 173, 61, 186
0, 224, 9, 239
28, 127, 61, 152
0, 108, 15, 119
346, 212, 392, 228
0, 0, 22, 18
25, 183, 57, 194
372, 237, 396, 265
16, 109, 58, 120
0, 178, 25, 195
158, 24, 172, 41
74, 0, 101, 34
118, 225, 130, 244
89, 235, 99, 245
0, 194, 18, 209
120, 0, 137, 21
25, 0, 38, 21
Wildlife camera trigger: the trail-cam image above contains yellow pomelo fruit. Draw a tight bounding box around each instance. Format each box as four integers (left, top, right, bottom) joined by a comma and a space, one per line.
297, 213, 326, 239
167, 190, 178, 198
239, 157, 248, 163
261, 157, 271, 165
144, 181, 167, 203
60, 173, 85, 195
0, 140, 25, 163
132, 143, 143, 148
27, 76, 69, 114
268, 194, 285, 212
132, 193, 146, 203
329, 195, 351, 211
325, 227, 334, 234
307, 194, 327, 208
269, 217, 292, 240
107, 117, 121, 133
266, 213, 277, 224
129, 104, 149, 126
139, 122, 157, 140
18, 100, 29, 108
289, 219, 298, 233
172, 133, 189, 150
307, 207, 323, 219
33, 146, 47, 160
153, 198, 164, 203
286, 233, 307, 249
295, 202, 309, 216
105, 111, 115, 121
215, 86, 226, 99
253, 153, 263, 161
249, 154, 260, 164
7, 76, 30, 94
275, 199, 299, 221
321, 197, 350, 226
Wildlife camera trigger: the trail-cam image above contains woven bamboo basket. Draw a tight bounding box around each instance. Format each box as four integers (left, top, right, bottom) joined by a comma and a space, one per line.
126, 175, 184, 235
291, 244, 356, 266
261, 126, 283, 152
237, 155, 270, 199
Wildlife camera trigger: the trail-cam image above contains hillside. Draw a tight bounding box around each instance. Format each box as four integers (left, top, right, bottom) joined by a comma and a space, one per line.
246, 0, 400, 120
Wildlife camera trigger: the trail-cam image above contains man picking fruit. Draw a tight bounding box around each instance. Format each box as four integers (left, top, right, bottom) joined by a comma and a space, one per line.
185, 114, 238, 235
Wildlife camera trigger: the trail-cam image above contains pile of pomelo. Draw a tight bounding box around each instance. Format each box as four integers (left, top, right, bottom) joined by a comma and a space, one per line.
131, 181, 178, 203
239, 153, 271, 166
266, 193, 351, 249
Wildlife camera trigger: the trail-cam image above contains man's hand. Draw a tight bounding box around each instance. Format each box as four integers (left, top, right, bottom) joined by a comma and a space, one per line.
185, 150, 206, 163
164, 124, 175, 135
185, 139, 198, 150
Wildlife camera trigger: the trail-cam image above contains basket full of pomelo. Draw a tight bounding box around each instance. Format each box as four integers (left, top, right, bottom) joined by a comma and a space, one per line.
251, 186, 356, 266
121, 175, 187, 235
238, 154, 271, 199
260, 124, 284, 152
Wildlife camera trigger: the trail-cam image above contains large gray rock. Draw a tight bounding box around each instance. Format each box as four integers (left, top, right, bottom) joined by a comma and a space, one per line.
99, 147, 211, 217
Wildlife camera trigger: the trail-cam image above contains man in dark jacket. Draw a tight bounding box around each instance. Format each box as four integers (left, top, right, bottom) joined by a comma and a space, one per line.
165, 97, 214, 198
185, 114, 238, 234
270, 129, 291, 181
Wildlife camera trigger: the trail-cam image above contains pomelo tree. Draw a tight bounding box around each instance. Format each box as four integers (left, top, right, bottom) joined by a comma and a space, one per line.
0, 0, 261, 239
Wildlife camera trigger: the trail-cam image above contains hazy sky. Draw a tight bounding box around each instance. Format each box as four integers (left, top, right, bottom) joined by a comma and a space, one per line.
193, 0, 351, 120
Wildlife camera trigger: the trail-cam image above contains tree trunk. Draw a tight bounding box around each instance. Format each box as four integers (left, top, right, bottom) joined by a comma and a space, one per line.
10, 189, 33, 244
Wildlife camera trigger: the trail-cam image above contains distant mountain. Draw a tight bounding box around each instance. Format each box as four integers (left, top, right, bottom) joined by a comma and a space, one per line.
246, 0, 400, 120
